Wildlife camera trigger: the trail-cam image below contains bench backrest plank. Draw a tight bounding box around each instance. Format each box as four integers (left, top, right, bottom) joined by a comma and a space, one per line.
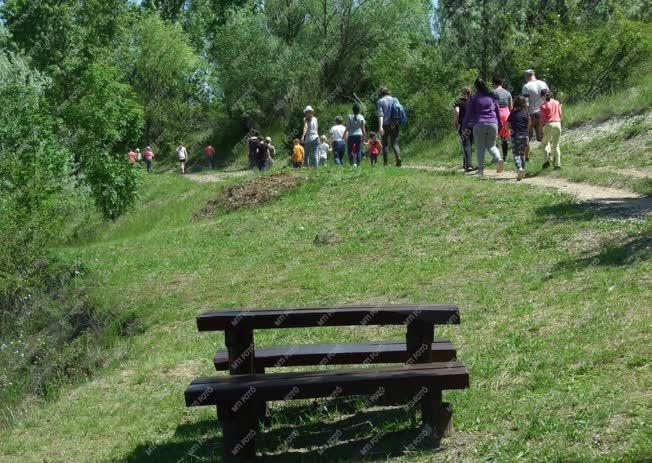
196, 304, 459, 331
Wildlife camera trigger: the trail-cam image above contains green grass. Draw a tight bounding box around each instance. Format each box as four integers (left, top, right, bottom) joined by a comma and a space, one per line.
1, 167, 650, 462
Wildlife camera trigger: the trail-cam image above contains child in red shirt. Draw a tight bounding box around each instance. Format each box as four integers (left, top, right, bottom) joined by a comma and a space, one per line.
365, 132, 383, 166
539, 90, 563, 169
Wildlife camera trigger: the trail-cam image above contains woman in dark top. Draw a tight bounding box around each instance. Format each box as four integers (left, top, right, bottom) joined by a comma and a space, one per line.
453, 87, 474, 172
506, 96, 530, 181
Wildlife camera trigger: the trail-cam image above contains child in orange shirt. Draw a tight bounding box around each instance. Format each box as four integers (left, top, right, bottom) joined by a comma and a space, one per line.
291, 139, 304, 168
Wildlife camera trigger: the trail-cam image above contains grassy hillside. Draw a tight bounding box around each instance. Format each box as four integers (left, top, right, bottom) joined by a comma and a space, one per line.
1, 167, 650, 462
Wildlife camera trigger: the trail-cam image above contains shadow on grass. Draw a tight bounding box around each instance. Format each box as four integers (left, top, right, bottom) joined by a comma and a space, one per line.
117, 403, 437, 462
550, 234, 651, 275
535, 198, 652, 221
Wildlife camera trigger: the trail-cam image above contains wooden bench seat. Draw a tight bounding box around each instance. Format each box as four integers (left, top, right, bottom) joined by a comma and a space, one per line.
213, 340, 457, 371
185, 362, 469, 458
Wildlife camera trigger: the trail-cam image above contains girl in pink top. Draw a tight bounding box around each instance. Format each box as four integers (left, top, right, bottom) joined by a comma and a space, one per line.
539, 90, 563, 169
365, 132, 383, 166
143, 146, 155, 173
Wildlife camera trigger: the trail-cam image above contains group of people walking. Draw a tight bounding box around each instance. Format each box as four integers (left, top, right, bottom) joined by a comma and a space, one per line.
131, 75, 563, 180
291, 87, 405, 169
454, 69, 563, 179
128, 143, 216, 174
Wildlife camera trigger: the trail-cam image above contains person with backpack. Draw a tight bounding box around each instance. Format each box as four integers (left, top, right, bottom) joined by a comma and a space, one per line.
539, 89, 563, 170
344, 103, 366, 167
461, 79, 505, 176
453, 86, 475, 172
329, 116, 347, 166
376, 86, 404, 167
301, 106, 320, 167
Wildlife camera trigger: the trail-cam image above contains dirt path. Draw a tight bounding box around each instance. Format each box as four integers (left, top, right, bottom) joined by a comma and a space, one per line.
185, 170, 252, 183
407, 164, 652, 215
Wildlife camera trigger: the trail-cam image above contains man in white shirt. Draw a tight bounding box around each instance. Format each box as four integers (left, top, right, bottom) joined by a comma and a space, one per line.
176, 142, 188, 174
522, 70, 549, 142
329, 116, 347, 165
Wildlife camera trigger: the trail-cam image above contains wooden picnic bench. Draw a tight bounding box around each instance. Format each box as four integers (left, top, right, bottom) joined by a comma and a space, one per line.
184, 304, 469, 459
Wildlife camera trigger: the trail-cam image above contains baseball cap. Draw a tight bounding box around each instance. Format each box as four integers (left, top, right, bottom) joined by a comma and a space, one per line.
303, 105, 314, 113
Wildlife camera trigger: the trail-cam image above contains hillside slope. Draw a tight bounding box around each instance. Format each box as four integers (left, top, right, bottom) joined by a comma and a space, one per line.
1, 167, 650, 463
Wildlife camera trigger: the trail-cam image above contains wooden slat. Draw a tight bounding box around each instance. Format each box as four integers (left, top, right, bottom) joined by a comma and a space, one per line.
213, 340, 457, 370
197, 304, 460, 331
185, 362, 469, 406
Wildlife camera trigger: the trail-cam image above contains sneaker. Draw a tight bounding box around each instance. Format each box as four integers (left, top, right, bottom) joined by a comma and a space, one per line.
554, 165, 561, 170
465, 167, 474, 172
542, 160, 550, 169
496, 160, 505, 173
517, 168, 525, 181
474, 170, 484, 177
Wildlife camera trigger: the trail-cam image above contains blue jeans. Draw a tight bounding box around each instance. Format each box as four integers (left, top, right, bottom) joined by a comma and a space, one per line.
347, 135, 363, 166
304, 138, 319, 167
332, 140, 346, 165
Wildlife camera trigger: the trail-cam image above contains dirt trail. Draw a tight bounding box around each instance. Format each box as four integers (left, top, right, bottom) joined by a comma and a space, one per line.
407, 164, 652, 215
185, 170, 251, 183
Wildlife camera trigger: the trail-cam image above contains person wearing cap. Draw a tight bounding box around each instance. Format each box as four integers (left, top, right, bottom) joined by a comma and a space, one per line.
539, 89, 563, 170
301, 105, 319, 167
521, 69, 549, 144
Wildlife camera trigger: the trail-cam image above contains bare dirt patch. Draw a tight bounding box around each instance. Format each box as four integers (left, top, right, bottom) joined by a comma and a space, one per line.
193, 172, 306, 220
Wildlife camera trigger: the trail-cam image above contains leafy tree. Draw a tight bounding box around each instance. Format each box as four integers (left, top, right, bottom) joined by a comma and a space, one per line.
132, 14, 211, 149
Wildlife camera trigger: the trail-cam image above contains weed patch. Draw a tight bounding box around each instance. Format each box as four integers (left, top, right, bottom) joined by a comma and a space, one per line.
193, 172, 306, 220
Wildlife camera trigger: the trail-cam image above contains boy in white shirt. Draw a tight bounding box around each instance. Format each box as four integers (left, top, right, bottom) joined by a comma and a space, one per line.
329, 116, 346, 165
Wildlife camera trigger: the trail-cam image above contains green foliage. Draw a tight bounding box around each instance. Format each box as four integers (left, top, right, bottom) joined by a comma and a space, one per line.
84, 155, 143, 220
132, 13, 213, 152
63, 63, 144, 158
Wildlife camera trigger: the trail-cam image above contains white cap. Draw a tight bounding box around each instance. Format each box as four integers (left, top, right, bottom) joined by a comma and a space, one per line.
265, 137, 272, 143
304, 105, 314, 113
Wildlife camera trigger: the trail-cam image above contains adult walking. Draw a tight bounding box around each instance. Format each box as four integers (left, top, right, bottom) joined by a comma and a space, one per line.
301, 106, 319, 167
256, 136, 269, 171
521, 69, 549, 144
176, 142, 187, 174
329, 116, 347, 166
264, 137, 275, 170
377, 86, 402, 167
453, 87, 474, 172
492, 76, 513, 161
248, 130, 260, 169
461, 79, 504, 176
143, 146, 155, 173
204, 144, 216, 169
344, 103, 366, 167
539, 89, 563, 170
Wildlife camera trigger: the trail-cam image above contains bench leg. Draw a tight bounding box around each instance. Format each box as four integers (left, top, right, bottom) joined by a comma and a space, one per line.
421, 389, 453, 444
217, 401, 258, 460
254, 365, 268, 424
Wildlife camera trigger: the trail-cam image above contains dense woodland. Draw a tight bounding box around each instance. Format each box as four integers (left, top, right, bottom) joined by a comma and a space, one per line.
0, 0, 650, 418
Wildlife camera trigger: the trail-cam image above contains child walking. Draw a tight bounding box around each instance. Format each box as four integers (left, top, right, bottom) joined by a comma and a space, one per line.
291, 139, 304, 168
507, 96, 530, 181
540, 89, 563, 169
318, 135, 330, 167
365, 132, 383, 166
